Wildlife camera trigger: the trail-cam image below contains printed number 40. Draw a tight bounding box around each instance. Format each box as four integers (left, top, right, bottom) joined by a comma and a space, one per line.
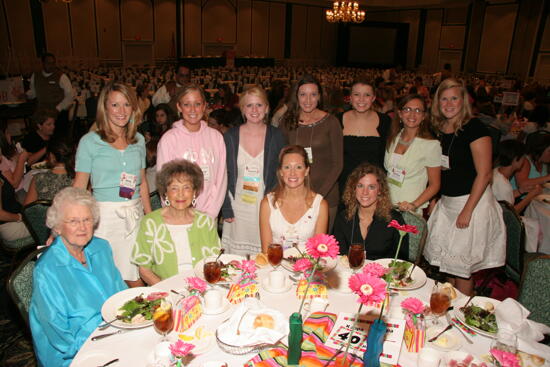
338, 332, 361, 344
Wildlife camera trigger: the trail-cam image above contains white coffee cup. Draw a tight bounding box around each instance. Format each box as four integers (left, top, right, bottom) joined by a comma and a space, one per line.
154, 341, 172, 365
268, 270, 286, 289
204, 289, 223, 311
417, 347, 442, 367
309, 297, 329, 313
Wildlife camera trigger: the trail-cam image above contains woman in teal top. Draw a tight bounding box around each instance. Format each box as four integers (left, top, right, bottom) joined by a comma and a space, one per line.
74, 82, 151, 286
30, 187, 126, 367
512, 134, 549, 193
132, 159, 221, 284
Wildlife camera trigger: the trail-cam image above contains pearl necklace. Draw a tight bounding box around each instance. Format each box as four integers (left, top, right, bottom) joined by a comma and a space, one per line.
398, 137, 414, 146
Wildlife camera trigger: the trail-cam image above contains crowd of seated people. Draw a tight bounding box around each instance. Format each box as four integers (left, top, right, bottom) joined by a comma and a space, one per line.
2, 61, 549, 366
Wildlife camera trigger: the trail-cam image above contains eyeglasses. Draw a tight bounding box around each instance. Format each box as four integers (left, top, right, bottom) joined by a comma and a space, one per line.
401, 107, 425, 114
64, 218, 94, 227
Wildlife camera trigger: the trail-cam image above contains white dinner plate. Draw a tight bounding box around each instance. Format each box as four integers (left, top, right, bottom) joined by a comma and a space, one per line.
453, 296, 500, 338
373, 258, 427, 290
281, 245, 337, 273
444, 351, 483, 365
101, 287, 169, 329
193, 254, 244, 283
426, 325, 463, 351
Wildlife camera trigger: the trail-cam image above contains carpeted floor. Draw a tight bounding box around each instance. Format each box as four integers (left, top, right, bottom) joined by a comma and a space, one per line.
0, 250, 36, 367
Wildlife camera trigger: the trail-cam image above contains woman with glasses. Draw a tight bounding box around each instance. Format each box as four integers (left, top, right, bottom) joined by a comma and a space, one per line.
384, 94, 441, 213
338, 79, 391, 197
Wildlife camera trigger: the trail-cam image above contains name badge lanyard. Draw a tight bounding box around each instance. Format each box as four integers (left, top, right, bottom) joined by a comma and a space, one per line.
295, 123, 314, 164
442, 133, 456, 170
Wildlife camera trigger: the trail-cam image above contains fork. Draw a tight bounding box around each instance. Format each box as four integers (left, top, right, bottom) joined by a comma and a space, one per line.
96, 358, 119, 367
446, 313, 473, 344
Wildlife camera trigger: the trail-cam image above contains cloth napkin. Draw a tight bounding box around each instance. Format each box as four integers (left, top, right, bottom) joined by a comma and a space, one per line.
495, 298, 550, 360
217, 298, 288, 348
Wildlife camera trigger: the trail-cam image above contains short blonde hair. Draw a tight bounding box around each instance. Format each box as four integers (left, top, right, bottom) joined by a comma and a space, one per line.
46, 187, 99, 232
239, 85, 269, 124
431, 78, 472, 134
96, 82, 141, 144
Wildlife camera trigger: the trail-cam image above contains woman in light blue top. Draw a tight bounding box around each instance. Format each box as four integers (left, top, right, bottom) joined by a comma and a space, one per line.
74, 82, 151, 286
30, 187, 126, 367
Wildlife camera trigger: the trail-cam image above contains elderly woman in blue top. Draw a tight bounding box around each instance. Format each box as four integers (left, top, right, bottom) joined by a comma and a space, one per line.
30, 187, 126, 367
132, 159, 221, 285
74, 82, 151, 287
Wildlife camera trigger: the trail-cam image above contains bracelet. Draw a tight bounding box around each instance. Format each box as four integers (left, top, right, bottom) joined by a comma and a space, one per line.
17, 213, 23, 222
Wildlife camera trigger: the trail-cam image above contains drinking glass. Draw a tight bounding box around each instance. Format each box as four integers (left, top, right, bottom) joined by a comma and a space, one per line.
429, 283, 450, 325
203, 256, 222, 284
267, 243, 283, 270
348, 243, 365, 272
153, 301, 174, 341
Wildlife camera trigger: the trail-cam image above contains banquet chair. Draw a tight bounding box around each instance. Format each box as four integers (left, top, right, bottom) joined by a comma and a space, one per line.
150, 191, 162, 211
7, 246, 47, 328
399, 210, 427, 265
518, 255, 550, 327
499, 201, 525, 284
22, 200, 52, 248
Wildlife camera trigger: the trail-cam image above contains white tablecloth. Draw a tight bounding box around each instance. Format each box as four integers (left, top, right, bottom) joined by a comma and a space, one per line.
72, 264, 497, 367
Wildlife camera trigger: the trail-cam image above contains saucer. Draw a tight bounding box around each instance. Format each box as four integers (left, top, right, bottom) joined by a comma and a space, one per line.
261, 277, 293, 293
202, 297, 231, 315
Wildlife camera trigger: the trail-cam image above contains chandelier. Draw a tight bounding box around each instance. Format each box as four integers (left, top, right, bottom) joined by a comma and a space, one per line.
326, 1, 365, 23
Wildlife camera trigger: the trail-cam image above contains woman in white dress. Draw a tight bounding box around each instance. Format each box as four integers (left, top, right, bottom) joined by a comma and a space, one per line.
221, 86, 286, 255
423, 78, 505, 296
383, 94, 441, 213
259, 145, 328, 253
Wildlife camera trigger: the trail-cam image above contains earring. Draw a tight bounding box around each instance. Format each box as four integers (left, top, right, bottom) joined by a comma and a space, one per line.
164, 196, 170, 207
192, 195, 197, 207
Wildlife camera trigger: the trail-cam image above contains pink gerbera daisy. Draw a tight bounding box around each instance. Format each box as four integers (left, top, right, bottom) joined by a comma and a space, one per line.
305, 234, 339, 259
293, 258, 313, 273
362, 262, 388, 278
169, 340, 195, 358
401, 297, 425, 315
348, 272, 387, 305
186, 276, 207, 294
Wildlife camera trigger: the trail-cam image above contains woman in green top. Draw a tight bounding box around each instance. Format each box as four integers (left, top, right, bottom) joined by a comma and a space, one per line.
131, 159, 221, 284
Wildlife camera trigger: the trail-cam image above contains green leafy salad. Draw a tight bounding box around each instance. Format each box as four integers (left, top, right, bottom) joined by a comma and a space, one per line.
382, 260, 412, 287
117, 292, 168, 324
463, 305, 498, 333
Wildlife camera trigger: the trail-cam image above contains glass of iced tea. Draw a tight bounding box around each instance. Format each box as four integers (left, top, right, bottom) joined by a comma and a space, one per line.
348, 243, 365, 272
429, 283, 451, 325
267, 243, 283, 270
153, 300, 174, 341
203, 256, 222, 284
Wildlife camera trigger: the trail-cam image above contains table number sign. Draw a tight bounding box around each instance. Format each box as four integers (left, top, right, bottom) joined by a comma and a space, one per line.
173, 295, 202, 332
325, 313, 405, 365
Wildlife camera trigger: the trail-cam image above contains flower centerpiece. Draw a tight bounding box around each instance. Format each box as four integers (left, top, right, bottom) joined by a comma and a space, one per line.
335, 270, 388, 367
168, 339, 195, 366
400, 297, 426, 352
227, 259, 259, 303
383, 220, 418, 287
288, 234, 340, 365
173, 277, 207, 333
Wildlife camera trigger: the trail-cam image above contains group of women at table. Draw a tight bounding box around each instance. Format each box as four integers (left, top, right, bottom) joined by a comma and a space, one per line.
29, 75, 512, 367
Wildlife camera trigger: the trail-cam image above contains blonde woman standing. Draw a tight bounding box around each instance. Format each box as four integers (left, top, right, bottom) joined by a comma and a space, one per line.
423, 79, 505, 296
74, 82, 151, 287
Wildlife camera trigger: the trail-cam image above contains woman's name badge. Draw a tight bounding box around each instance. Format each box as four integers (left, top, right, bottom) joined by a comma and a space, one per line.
304, 147, 313, 164
388, 167, 405, 187
200, 165, 211, 182
119, 172, 137, 199
441, 155, 450, 170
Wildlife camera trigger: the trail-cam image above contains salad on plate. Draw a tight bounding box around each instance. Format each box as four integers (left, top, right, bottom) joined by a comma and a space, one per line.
117, 292, 168, 324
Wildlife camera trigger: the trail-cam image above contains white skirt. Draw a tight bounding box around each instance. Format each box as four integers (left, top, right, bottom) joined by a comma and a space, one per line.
424, 188, 506, 278
95, 199, 143, 281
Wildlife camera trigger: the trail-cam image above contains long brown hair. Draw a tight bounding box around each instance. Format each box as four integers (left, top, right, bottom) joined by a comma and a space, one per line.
270, 145, 313, 208
430, 78, 472, 134
387, 94, 434, 149
342, 163, 392, 221
96, 82, 141, 144
281, 74, 324, 131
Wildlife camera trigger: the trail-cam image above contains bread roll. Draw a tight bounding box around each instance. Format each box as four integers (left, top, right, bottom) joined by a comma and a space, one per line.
255, 253, 268, 267
253, 314, 275, 329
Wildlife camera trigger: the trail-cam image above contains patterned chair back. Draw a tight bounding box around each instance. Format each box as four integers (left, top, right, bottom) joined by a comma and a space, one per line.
22, 200, 52, 247
499, 201, 525, 284
400, 210, 428, 264
7, 247, 47, 328
519, 255, 550, 327
150, 191, 162, 211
